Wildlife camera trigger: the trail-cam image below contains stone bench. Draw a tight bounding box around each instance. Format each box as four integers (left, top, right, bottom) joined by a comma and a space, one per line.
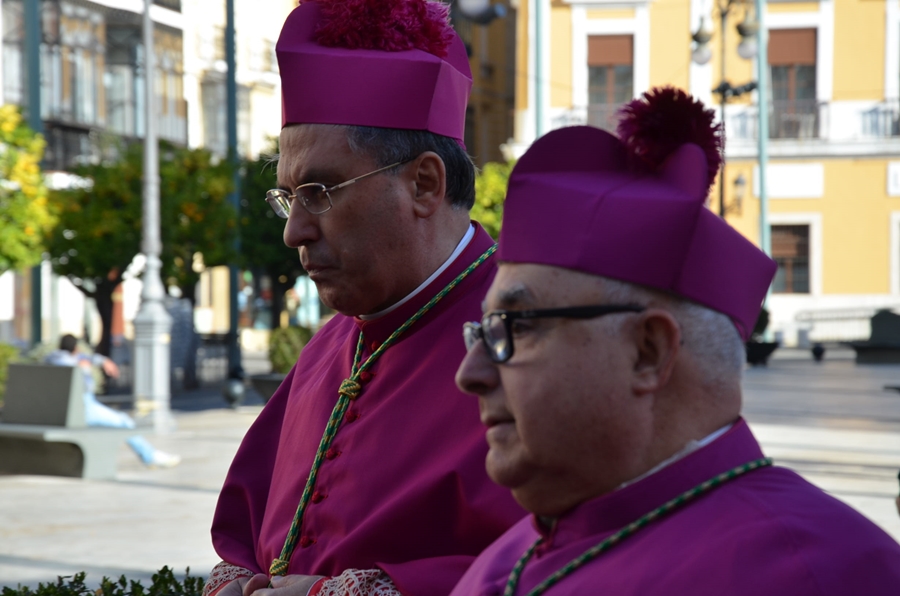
0, 363, 135, 480
846, 310, 900, 364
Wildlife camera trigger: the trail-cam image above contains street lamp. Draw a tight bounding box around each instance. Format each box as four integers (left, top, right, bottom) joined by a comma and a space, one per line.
722, 172, 747, 216
692, 0, 759, 219
133, 0, 174, 433
457, 0, 507, 25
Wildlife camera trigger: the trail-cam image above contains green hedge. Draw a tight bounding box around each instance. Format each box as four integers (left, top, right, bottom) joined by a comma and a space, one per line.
269, 326, 313, 374
0, 342, 21, 408
1, 567, 203, 596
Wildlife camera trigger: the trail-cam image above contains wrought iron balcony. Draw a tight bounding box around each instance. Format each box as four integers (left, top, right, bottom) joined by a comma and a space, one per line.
552, 103, 623, 133
769, 99, 823, 139
727, 99, 827, 141
860, 100, 900, 138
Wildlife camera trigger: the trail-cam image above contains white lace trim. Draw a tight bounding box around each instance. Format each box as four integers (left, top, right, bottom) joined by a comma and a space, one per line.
313, 569, 401, 596
203, 561, 255, 596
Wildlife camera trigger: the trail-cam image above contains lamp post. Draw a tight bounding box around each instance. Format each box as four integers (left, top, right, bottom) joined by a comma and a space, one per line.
25, 0, 43, 347
755, 0, 770, 258
731, 172, 747, 215
224, 0, 243, 393
691, 0, 758, 218
133, 0, 174, 433
457, 0, 506, 24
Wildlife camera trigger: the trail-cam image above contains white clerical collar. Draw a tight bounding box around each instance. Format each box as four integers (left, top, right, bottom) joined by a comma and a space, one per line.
359, 224, 476, 321
616, 423, 734, 490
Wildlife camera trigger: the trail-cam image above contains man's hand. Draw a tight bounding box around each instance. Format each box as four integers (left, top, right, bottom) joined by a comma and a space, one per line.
101, 357, 120, 379
213, 576, 253, 596
243, 574, 326, 596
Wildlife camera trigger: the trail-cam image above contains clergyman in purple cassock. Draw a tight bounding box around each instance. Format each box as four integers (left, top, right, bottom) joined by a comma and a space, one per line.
452, 87, 900, 596
204, 1, 524, 595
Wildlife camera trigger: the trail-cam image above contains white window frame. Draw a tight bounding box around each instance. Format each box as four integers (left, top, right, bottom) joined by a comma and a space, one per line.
571, 3, 649, 112
769, 212, 822, 296
765, 1, 833, 103
887, 0, 899, 100
889, 211, 900, 295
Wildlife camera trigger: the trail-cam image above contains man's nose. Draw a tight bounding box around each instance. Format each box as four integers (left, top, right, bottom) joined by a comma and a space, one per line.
283, 207, 320, 248
456, 339, 499, 397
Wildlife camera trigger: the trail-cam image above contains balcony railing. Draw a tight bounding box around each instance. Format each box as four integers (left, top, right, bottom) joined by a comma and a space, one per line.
728, 99, 827, 141
770, 99, 823, 139
552, 103, 623, 133
861, 100, 900, 138
587, 104, 622, 133
560, 99, 900, 145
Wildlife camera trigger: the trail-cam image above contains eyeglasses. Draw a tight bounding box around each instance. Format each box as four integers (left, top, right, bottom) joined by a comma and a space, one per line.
463, 304, 646, 364
265, 159, 409, 217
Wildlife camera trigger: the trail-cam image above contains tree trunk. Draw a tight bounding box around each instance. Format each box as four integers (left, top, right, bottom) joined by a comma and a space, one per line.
269, 272, 297, 329
93, 283, 115, 357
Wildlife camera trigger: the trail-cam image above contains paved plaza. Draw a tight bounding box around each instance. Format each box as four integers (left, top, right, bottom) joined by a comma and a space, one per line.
1, 348, 899, 588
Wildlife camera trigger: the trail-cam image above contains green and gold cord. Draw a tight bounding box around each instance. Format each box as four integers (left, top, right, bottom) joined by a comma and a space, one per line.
270, 244, 497, 576
504, 457, 773, 596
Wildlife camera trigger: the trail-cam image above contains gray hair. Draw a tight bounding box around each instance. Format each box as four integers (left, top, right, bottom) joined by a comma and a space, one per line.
598, 277, 745, 386
343, 125, 476, 210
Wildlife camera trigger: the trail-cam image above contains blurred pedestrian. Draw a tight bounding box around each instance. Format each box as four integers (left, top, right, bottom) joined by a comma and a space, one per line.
45, 334, 181, 468
451, 87, 900, 596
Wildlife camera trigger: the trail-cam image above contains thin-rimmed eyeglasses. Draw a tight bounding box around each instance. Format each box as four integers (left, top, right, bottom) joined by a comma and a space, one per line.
265, 159, 410, 217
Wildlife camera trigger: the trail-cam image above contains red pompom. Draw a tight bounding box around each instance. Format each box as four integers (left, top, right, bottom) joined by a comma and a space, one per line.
616, 87, 724, 190
310, 0, 455, 58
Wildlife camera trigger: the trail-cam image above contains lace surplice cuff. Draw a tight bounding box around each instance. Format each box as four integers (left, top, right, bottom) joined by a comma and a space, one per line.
309, 569, 401, 596
203, 561, 255, 596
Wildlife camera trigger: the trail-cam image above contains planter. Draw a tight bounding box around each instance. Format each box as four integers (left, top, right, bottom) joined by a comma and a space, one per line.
250, 373, 287, 403
745, 341, 779, 367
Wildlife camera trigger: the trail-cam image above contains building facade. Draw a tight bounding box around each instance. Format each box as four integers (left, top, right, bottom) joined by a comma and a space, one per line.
0, 0, 297, 348
0, 0, 188, 346
0, 0, 516, 352
511, 0, 900, 346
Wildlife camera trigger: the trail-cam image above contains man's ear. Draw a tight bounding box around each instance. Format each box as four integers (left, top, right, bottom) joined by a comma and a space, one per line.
408, 151, 447, 218
631, 309, 681, 396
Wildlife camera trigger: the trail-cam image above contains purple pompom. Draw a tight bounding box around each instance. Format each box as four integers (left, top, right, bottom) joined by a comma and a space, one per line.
617, 87, 724, 190
310, 0, 455, 58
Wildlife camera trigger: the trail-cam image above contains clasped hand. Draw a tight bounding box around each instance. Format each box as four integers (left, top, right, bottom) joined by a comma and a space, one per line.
221, 573, 326, 596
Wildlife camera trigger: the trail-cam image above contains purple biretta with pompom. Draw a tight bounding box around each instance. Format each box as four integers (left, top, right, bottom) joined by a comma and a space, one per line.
498, 87, 777, 340
276, 0, 472, 143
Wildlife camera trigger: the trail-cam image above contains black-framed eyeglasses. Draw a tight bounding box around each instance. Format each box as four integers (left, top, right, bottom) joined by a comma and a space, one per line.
265, 159, 410, 217
463, 304, 646, 364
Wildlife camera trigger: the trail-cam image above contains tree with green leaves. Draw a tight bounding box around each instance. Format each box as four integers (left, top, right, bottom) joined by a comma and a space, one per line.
46, 141, 236, 356
0, 104, 55, 274
238, 141, 307, 327
471, 160, 514, 240
159, 144, 237, 300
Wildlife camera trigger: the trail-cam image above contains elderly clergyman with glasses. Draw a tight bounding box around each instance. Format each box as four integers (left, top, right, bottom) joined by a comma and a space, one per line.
204, 1, 524, 595
451, 87, 900, 596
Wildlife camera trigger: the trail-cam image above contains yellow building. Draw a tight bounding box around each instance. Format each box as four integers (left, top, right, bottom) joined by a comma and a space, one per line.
509, 0, 900, 346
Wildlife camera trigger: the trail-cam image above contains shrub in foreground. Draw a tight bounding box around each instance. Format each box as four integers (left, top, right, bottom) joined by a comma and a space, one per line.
1, 566, 203, 596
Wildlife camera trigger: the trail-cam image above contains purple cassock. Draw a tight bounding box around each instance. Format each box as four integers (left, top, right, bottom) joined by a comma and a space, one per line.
211, 225, 525, 594
450, 419, 900, 596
